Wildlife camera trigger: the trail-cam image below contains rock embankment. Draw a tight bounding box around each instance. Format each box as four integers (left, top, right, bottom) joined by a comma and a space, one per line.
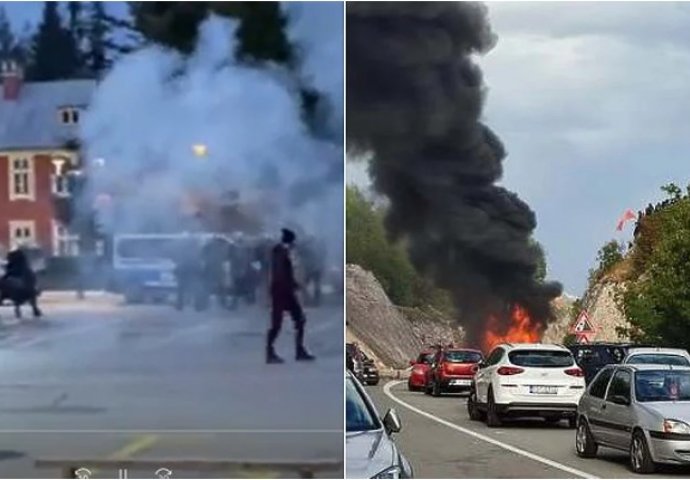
346, 264, 463, 370
543, 282, 629, 343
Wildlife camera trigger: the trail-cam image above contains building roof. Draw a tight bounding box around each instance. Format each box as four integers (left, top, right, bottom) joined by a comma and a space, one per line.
0, 79, 96, 151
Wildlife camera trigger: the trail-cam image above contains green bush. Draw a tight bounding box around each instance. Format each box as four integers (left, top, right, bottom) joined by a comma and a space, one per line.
346, 186, 453, 314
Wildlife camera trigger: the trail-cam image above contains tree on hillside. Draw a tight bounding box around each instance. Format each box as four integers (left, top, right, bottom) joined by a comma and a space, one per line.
347, 186, 454, 314
588, 239, 624, 285
27, 2, 82, 80
530, 239, 547, 282
619, 184, 690, 348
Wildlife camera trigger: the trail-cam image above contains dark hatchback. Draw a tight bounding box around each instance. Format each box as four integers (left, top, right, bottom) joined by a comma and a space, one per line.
568, 343, 653, 385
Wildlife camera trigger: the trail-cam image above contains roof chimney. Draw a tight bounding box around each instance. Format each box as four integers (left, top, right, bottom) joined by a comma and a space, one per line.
2, 60, 23, 101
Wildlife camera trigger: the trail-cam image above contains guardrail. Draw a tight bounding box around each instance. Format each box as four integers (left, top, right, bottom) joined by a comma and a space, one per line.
35, 458, 343, 479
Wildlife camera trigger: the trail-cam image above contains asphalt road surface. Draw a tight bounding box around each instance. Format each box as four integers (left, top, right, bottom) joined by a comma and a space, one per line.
365, 381, 690, 479
0, 294, 343, 478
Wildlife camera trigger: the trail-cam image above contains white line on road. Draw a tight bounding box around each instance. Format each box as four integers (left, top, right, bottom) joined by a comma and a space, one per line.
383, 381, 598, 479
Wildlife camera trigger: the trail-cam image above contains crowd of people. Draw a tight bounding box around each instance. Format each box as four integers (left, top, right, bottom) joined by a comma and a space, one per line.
171, 232, 327, 314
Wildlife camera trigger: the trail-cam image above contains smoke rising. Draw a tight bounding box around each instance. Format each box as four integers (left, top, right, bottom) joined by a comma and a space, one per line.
346, 2, 562, 344
81, 8, 343, 260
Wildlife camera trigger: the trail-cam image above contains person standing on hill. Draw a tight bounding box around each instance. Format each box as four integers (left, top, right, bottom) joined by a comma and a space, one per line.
266, 228, 315, 364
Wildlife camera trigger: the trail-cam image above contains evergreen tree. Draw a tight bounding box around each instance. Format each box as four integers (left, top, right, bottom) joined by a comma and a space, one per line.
84, 1, 112, 75
27, 2, 82, 81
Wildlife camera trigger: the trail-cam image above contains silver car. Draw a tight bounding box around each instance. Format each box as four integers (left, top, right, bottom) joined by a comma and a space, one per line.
346, 372, 413, 479
576, 364, 690, 473
623, 347, 690, 367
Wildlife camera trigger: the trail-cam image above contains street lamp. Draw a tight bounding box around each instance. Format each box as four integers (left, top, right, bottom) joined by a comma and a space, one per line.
192, 144, 208, 158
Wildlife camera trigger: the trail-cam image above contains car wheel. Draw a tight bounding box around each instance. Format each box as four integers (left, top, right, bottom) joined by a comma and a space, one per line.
467, 391, 485, 421
432, 379, 441, 397
630, 429, 656, 474
486, 388, 502, 428
575, 418, 598, 458
370, 379, 379, 386
407, 381, 415, 392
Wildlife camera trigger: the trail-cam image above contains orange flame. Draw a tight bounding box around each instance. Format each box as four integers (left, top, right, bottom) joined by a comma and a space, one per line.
482, 304, 543, 353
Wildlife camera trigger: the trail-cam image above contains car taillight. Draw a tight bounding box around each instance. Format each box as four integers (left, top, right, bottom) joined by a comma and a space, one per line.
565, 367, 584, 377
497, 366, 524, 375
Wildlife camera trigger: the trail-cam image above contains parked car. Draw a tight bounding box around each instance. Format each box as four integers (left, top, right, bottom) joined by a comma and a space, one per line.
468, 343, 585, 428
568, 343, 652, 385
346, 343, 379, 385
425, 347, 483, 396
623, 347, 690, 367
408, 351, 436, 392
346, 371, 413, 478
576, 364, 690, 474
360, 353, 380, 386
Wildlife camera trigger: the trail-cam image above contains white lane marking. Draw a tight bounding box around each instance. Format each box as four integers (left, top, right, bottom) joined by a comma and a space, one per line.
383, 380, 598, 479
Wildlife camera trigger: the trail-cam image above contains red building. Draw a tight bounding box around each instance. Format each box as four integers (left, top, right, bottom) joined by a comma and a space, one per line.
0, 60, 96, 258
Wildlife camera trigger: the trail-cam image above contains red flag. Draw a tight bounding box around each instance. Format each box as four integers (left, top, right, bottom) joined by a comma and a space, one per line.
616, 209, 636, 231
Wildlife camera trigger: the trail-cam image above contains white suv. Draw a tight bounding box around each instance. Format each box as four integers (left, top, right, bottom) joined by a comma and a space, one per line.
468, 343, 586, 428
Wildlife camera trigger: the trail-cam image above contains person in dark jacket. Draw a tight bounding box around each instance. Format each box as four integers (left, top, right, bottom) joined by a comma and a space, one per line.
0, 247, 41, 317
266, 228, 315, 364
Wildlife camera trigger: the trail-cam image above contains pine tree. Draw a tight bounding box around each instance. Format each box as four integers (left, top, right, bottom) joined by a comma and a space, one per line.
27, 2, 82, 81
84, 1, 112, 75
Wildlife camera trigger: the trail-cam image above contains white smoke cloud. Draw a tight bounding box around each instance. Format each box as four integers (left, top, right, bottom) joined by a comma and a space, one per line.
80, 11, 343, 262
283, 1, 344, 142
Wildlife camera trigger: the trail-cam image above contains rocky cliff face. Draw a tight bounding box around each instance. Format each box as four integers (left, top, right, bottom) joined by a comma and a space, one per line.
542, 281, 630, 343
346, 264, 463, 369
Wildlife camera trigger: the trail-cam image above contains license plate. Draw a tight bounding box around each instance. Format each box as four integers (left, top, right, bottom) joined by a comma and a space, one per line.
530, 385, 557, 394
451, 379, 471, 386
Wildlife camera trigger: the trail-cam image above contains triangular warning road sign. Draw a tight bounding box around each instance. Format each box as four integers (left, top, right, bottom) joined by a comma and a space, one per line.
570, 310, 596, 335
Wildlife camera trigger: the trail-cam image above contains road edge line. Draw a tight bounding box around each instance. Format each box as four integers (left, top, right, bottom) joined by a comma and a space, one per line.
383, 380, 598, 479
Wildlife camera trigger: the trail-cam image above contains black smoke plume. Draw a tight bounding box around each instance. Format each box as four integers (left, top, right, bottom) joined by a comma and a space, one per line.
346, 2, 562, 346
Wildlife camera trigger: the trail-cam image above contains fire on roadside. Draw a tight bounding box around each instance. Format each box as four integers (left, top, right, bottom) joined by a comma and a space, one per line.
481, 304, 543, 353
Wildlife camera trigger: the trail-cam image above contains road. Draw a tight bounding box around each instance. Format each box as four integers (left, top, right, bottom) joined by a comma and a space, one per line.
0, 295, 343, 478
365, 381, 690, 479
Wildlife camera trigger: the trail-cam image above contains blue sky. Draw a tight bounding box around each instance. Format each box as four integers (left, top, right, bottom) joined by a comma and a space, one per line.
348, 1, 690, 296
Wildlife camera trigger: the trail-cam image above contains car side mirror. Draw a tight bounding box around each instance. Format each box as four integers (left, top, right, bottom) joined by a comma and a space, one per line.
382, 408, 402, 435
610, 394, 631, 406
409, 360, 415, 367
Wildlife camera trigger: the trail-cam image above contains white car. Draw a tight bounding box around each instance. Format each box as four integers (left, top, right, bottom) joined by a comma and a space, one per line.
468, 343, 586, 428
623, 347, 690, 367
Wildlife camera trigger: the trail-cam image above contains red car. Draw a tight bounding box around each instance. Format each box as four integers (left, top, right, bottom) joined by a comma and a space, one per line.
425, 348, 484, 396
408, 351, 436, 391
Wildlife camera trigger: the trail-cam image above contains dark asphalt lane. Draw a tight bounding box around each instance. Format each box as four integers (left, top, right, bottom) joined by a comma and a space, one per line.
0, 298, 343, 478
364, 381, 690, 479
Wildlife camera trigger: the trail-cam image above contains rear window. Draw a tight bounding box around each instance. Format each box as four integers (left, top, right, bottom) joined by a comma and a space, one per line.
417, 353, 434, 364
509, 350, 574, 368
444, 351, 482, 363
627, 354, 690, 367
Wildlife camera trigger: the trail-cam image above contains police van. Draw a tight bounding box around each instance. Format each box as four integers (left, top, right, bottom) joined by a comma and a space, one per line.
111, 233, 220, 304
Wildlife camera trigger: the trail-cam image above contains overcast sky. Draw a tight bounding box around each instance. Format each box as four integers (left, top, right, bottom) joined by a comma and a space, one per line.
348, 1, 690, 296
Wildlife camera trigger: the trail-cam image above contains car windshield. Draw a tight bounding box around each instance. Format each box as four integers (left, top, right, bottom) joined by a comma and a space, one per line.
635, 370, 690, 402
445, 351, 482, 363
346, 377, 379, 432
509, 350, 574, 368
628, 354, 690, 366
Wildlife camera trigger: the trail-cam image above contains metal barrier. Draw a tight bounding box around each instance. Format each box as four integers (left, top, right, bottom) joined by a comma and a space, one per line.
35, 458, 343, 479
